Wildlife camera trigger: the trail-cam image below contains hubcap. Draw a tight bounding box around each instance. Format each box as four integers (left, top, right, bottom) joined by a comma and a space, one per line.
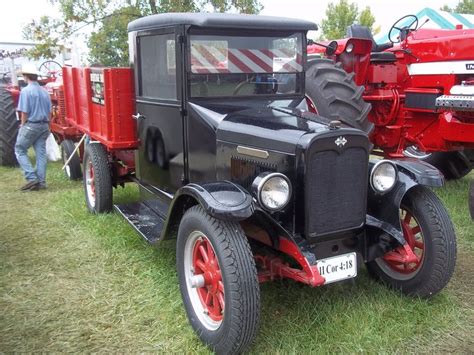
184, 231, 224, 330
85, 160, 96, 208
378, 208, 425, 280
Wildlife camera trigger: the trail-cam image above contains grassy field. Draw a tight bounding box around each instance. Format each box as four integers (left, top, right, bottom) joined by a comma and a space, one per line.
1, 161, 473, 353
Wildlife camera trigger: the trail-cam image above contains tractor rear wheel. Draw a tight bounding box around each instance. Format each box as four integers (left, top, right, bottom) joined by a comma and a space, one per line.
366, 186, 457, 298
61, 139, 82, 180
177, 205, 260, 354
305, 58, 374, 136
83, 143, 112, 213
404, 147, 472, 180
0, 86, 19, 166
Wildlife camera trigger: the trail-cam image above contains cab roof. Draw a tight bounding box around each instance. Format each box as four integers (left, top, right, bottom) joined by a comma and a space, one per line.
128, 12, 317, 33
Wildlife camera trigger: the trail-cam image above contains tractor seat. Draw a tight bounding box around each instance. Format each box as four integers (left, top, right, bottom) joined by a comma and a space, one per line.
346, 24, 396, 62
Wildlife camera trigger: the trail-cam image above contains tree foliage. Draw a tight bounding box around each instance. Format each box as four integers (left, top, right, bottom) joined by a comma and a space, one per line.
441, 0, 474, 14
23, 0, 262, 66
320, 0, 378, 40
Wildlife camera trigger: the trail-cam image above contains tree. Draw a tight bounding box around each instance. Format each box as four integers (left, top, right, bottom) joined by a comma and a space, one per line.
23, 0, 262, 66
441, 0, 474, 14
320, 0, 378, 40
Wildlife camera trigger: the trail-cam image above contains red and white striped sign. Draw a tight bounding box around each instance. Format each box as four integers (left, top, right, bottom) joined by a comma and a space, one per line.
191, 43, 302, 74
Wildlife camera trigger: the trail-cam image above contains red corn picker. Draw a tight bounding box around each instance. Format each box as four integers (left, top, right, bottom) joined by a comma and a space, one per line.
306, 14, 474, 179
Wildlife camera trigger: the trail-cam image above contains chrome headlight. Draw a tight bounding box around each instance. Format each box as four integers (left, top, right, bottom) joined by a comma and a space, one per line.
253, 172, 291, 211
370, 160, 398, 193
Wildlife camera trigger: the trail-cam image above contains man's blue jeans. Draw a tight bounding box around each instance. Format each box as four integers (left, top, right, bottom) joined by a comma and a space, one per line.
14, 122, 50, 183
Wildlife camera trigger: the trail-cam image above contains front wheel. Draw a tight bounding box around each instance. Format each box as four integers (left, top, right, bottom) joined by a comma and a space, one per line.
60, 139, 82, 180
367, 186, 457, 298
83, 143, 112, 213
177, 206, 260, 354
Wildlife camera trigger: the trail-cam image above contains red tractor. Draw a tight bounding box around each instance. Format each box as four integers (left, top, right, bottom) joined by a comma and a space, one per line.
306, 14, 474, 179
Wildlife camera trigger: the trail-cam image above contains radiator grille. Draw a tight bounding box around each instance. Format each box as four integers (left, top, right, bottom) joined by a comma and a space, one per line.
305, 147, 368, 237
230, 156, 276, 190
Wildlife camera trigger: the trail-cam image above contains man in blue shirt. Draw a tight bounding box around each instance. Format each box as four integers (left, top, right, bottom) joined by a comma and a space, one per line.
15, 63, 52, 191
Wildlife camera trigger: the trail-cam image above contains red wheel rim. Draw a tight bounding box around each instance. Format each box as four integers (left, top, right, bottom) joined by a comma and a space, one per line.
383, 208, 424, 274
192, 235, 224, 322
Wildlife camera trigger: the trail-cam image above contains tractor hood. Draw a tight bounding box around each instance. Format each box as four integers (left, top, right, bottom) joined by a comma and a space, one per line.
216, 107, 334, 154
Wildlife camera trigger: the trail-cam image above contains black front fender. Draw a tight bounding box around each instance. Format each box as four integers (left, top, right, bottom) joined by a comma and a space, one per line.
367, 159, 444, 244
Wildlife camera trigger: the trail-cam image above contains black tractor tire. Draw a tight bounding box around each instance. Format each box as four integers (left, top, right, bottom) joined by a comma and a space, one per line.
305, 58, 374, 136
366, 186, 457, 298
469, 179, 474, 220
0, 86, 19, 166
423, 151, 471, 180
60, 139, 82, 180
177, 205, 260, 354
83, 143, 112, 213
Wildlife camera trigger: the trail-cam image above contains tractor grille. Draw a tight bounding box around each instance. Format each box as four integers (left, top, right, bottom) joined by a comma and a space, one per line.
230, 156, 276, 190
305, 146, 368, 237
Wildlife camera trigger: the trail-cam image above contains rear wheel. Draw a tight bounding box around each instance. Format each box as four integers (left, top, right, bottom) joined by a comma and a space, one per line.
83, 143, 112, 213
60, 139, 82, 180
367, 186, 456, 297
177, 206, 260, 354
0, 86, 19, 166
305, 58, 373, 136
404, 147, 472, 180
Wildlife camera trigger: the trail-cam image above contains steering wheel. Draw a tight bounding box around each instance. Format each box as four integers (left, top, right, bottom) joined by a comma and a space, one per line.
388, 15, 419, 44
39, 60, 63, 78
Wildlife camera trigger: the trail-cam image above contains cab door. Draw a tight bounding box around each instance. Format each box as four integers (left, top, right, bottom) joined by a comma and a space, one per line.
134, 28, 185, 193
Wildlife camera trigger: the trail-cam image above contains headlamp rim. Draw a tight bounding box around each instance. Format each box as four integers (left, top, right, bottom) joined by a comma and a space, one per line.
370, 160, 398, 194
255, 172, 292, 212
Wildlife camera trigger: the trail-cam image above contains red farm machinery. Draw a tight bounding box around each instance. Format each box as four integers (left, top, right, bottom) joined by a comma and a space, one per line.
307, 14, 474, 180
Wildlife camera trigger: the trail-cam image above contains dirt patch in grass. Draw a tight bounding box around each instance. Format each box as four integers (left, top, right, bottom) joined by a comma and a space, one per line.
0, 164, 473, 352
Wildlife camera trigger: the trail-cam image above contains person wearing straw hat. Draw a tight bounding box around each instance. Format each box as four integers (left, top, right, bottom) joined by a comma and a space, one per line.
14, 63, 52, 191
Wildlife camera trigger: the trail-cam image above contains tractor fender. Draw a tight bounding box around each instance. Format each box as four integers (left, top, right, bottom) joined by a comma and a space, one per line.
160, 181, 254, 240
366, 159, 444, 246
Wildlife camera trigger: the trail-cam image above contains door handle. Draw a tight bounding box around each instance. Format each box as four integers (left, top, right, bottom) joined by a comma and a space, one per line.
132, 112, 146, 120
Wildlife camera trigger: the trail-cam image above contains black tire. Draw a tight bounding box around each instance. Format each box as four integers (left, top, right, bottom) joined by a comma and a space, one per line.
0, 86, 19, 166
367, 186, 457, 298
83, 143, 112, 213
422, 151, 471, 180
177, 206, 260, 354
469, 179, 474, 220
305, 58, 374, 136
60, 139, 82, 180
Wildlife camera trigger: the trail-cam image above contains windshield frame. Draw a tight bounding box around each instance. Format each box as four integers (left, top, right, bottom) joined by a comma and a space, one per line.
186, 28, 307, 99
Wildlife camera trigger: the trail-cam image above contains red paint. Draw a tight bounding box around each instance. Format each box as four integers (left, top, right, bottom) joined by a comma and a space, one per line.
192, 235, 224, 322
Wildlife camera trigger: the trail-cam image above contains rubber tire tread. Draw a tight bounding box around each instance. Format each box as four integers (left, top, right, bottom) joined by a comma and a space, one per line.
423, 151, 472, 180
366, 186, 457, 298
61, 139, 82, 180
177, 205, 260, 354
83, 143, 112, 213
306, 58, 374, 136
0, 86, 19, 166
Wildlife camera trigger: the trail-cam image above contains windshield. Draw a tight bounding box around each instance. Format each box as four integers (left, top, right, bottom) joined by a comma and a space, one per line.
189, 32, 304, 97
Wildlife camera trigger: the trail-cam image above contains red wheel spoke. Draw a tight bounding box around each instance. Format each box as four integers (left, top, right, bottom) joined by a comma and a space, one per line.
198, 244, 209, 263
403, 212, 412, 225
218, 280, 224, 292
415, 240, 424, 249
411, 225, 421, 235
218, 292, 225, 311
205, 290, 212, 306
195, 260, 207, 273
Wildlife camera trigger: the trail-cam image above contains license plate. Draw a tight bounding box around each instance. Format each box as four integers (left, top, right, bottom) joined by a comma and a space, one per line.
317, 252, 357, 284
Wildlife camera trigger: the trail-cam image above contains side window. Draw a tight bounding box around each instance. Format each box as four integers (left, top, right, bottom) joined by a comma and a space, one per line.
139, 33, 177, 100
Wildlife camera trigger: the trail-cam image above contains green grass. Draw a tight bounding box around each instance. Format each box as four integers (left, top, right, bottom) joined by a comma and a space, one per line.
1, 162, 473, 353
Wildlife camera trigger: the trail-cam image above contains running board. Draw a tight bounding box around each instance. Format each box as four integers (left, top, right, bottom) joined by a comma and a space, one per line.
114, 199, 169, 245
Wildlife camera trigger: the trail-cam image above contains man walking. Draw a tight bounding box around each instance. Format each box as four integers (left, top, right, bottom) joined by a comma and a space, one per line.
15, 63, 52, 191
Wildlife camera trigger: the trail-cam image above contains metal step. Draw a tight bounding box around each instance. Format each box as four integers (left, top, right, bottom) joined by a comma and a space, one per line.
436, 95, 474, 111
114, 199, 169, 244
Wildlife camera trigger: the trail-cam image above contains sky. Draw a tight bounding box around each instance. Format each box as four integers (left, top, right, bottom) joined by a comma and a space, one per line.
0, 0, 463, 43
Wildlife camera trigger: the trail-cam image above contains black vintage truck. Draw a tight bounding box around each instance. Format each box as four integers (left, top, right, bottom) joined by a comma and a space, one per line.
75, 13, 456, 354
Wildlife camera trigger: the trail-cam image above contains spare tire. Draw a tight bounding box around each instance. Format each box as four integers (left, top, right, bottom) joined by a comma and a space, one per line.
0, 86, 19, 166
305, 58, 373, 136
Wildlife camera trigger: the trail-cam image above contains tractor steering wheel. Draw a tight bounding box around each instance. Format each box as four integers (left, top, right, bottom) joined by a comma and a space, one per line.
388, 15, 419, 44
39, 60, 63, 78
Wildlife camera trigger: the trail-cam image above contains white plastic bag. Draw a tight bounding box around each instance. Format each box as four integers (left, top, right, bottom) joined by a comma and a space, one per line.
46, 133, 61, 161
